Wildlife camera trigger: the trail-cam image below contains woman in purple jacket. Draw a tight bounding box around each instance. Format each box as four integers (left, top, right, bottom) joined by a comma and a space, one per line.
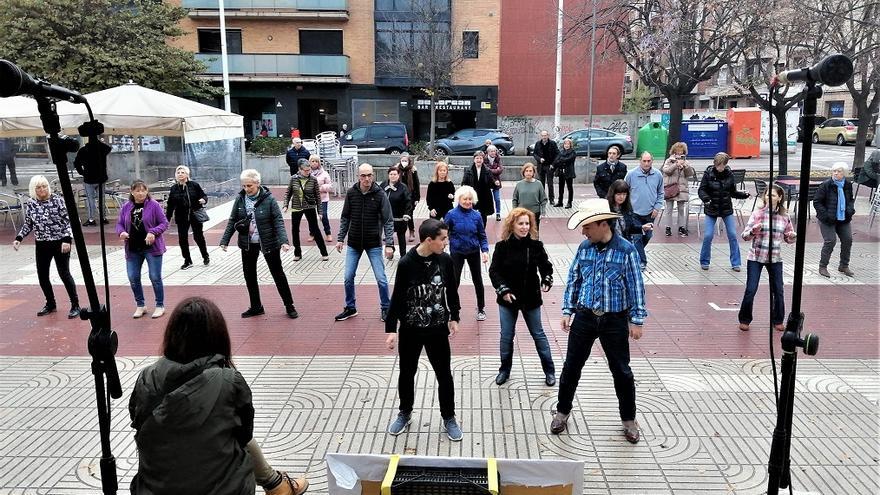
116, 180, 169, 319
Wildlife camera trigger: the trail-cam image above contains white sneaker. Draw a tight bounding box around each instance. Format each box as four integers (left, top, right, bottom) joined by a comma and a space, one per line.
151, 307, 165, 319
476, 310, 487, 321
133, 307, 145, 319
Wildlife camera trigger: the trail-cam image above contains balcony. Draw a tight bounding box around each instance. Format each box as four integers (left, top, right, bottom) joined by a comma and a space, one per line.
183, 0, 348, 20
196, 53, 350, 83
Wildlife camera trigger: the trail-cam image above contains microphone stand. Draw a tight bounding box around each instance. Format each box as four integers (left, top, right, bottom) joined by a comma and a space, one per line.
765, 81, 821, 495
36, 96, 121, 495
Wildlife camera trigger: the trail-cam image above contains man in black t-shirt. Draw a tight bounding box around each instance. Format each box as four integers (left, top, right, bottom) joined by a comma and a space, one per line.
384, 219, 463, 441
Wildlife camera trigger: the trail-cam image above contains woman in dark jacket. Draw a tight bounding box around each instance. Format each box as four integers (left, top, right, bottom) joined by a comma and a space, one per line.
813, 162, 856, 277
129, 297, 308, 495
461, 151, 496, 226
485, 145, 504, 221
397, 152, 420, 241
553, 138, 577, 208
379, 166, 413, 257
697, 152, 750, 271
165, 165, 210, 270
489, 207, 555, 387
606, 179, 649, 242
283, 159, 329, 262
426, 161, 455, 220
220, 169, 298, 319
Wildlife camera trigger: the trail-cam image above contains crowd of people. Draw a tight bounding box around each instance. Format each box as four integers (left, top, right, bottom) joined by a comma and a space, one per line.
8, 132, 867, 494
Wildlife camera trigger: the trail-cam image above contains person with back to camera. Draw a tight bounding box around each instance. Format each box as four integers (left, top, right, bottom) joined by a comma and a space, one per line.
128, 296, 308, 495
117, 180, 169, 319
661, 142, 695, 237
12, 175, 80, 318
384, 219, 463, 441
738, 183, 796, 332
220, 169, 299, 320
426, 161, 455, 221
489, 207, 555, 387
813, 162, 856, 278
165, 165, 210, 269
697, 152, 750, 272
283, 159, 329, 262
444, 185, 490, 321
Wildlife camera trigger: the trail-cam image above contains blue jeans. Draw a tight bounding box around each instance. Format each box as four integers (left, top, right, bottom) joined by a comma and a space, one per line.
319, 201, 331, 235
557, 311, 635, 420
343, 246, 390, 310
84, 182, 100, 220
700, 214, 741, 267
499, 305, 555, 375
739, 260, 785, 325
492, 188, 501, 216
126, 250, 164, 307
630, 213, 653, 265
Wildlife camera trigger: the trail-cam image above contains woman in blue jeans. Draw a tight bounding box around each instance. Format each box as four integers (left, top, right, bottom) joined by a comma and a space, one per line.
116, 180, 168, 319
489, 207, 555, 386
697, 152, 750, 271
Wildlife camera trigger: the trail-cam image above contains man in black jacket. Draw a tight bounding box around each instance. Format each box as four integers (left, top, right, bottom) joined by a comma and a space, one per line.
334, 164, 395, 321
384, 219, 463, 441
532, 130, 559, 204
285, 138, 311, 176
594, 146, 627, 199
0, 138, 18, 187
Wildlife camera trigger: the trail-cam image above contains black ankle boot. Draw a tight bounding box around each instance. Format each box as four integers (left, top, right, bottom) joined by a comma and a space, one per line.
37, 304, 57, 316
68, 306, 81, 319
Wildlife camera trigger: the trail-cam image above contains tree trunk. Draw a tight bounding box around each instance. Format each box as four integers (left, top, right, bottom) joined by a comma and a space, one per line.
852, 99, 875, 168
429, 94, 437, 156
666, 93, 684, 147
775, 108, 789, 175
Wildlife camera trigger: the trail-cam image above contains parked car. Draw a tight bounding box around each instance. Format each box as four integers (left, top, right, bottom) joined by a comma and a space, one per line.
433, 129, 515, 156
797, 114, 826, 142
343, 122, 409, 154
812, 118, 874, 146
526, 128, 634, 158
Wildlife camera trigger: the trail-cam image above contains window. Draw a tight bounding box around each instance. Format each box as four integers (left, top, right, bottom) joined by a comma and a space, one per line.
463, 31, 479, 58
197, 29, 242, 54
369, 125, 405, 139
453, 130, 475, 138
299, 30, 343, 55
376, 0, 449, 12
349, 127, 367, 140
828, 101, 844, 117
352, 99, 400, 128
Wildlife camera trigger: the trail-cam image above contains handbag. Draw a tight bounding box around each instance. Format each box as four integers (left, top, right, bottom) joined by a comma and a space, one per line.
664, 182, 680, 200
192, 208, 209, 223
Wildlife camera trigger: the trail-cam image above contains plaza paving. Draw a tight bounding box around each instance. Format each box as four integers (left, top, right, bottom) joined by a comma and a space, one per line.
0, 183, 878, 494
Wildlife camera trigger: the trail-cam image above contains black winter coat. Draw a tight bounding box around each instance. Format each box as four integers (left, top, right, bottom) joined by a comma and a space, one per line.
399, 164, 421, 202
532, 139, 559, 172
489, 234, 553, 310
594, 160, 628, 199
553, 148, 577, 179
461, 164, 496, 218
426, 181, 455, 219
379, 180, 413, 220
338, 182, 394, 250
813, 178, 855, 225
165, 181, 208, 222
698, 166, 749, 217
284, 146, 311, 174
219, 186, 288, 253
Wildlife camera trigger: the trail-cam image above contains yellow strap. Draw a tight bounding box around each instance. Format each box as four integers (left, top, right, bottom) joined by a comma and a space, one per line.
381, 455, 400, 495
487, 457, 499, 495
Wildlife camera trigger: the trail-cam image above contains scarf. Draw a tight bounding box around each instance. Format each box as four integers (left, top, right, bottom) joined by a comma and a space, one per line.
832, 177, 846, 221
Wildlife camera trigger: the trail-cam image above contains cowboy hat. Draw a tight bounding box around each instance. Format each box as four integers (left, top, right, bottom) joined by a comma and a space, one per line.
566, 198, 621, 230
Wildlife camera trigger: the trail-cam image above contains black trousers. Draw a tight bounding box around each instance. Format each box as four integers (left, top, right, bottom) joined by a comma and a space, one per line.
393, 220, 408, 255
177, 216, 209, 264
35, 240, 79, 307
241, 244, 294, 310
451, 251, 485, 311
557, 177, 574, 205
539, 168, 555, 203
398, 331, 455, 420
290, 209, 328, 257
0, 157, 17, 186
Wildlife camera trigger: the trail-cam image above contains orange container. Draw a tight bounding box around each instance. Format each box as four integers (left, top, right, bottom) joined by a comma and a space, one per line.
726, 108, 761, 158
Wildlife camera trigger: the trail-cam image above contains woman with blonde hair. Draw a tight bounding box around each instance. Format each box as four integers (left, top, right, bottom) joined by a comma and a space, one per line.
12, 175, 81, 318
661, 142, 695, 237
426, 161, 455, 220
165, 165, 210, 269
489, 207, 555, 386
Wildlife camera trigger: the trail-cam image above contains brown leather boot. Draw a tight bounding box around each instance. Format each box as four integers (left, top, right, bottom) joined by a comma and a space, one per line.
818, 266, 831, 278
838, 265, 854, 277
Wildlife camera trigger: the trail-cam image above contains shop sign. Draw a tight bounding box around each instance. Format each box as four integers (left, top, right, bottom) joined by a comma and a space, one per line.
414, 99, 474, 111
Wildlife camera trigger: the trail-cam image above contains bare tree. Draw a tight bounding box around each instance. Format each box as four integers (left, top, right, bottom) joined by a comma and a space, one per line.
806, 0, 880, 167
374, 2, 470, 154
729, 2, 828, 173
563, 0, 760, 144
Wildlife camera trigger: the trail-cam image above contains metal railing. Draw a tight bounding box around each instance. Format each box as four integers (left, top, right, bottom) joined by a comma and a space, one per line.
182, 0, 347, 10
196, 53, 350, 77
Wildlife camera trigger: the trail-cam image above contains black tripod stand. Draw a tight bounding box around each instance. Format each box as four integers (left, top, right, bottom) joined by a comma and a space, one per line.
36, 95, 121, 495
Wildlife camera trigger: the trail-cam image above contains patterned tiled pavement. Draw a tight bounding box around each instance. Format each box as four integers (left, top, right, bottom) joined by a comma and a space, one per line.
1, 183, 878, 494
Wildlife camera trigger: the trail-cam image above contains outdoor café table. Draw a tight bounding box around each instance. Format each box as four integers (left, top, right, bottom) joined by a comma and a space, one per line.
776, 178, 824, 209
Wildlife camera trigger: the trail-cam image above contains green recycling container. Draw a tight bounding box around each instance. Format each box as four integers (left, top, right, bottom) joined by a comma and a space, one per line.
636, 122, 669, 159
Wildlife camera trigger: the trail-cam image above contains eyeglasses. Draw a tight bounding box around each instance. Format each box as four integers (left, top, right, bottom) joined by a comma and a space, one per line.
359, 173, 373, 178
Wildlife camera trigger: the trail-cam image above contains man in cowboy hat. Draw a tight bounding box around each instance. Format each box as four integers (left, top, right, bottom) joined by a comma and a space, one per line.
551, 198, 647, 443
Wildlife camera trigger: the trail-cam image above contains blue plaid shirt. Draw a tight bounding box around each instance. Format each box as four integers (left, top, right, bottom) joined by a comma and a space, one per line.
562, 234, 648, 325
